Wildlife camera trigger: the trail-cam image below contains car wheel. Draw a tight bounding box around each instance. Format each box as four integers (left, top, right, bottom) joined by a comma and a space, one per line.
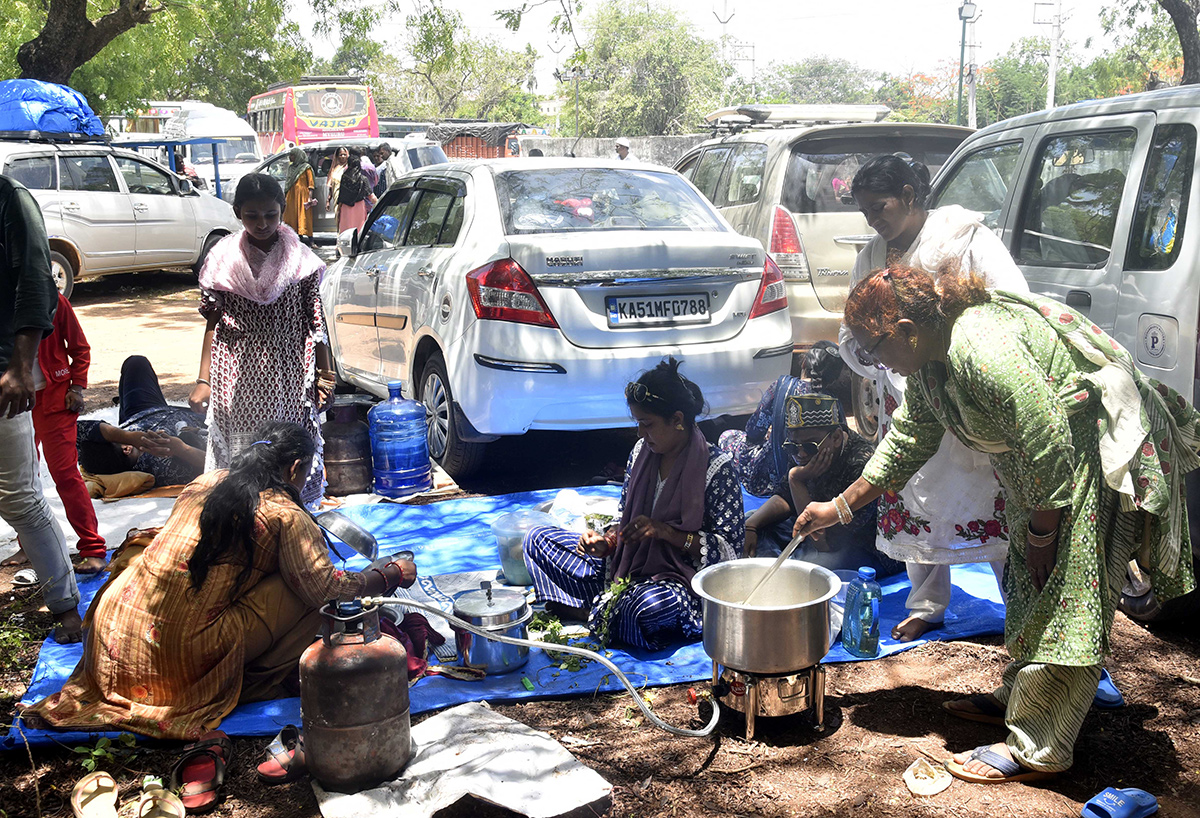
851, 372, 879, 442
50, 251, 75, 299
193, 233, 223, 277
420, 352, 485, 478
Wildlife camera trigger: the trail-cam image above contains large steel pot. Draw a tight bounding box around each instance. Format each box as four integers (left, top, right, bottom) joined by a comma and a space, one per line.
692, 559, 839, 675
451, 581, 532, 674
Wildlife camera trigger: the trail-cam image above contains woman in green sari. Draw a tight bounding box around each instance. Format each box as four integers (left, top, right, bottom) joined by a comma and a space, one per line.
795, 265, 1198, 784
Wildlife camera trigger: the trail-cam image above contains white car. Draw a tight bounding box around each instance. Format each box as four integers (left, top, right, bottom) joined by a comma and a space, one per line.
321, 158, 793, 477
0, 137, 241, 297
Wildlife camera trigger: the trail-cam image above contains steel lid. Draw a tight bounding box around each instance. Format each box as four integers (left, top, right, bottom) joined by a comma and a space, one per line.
453, 581, 529, 627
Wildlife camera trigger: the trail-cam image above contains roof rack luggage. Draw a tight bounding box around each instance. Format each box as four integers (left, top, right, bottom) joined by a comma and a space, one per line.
704, 104, 891, 133
0, 130, 110, 144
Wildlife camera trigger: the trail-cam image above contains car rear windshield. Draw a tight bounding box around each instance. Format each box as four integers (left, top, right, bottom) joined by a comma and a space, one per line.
781, 134, 964, 214
495, 168, 725, 234
407, 144, 447, 168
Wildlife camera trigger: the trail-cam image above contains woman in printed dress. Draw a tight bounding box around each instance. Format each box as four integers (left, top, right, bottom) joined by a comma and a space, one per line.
189, 174, 336, 508
839, 154, 1030, 641
281, 147, 316, 244
334, 153, 376, 233
797, 266, 1198, 783
523, 358, 744, 651
23, 423, 416, 740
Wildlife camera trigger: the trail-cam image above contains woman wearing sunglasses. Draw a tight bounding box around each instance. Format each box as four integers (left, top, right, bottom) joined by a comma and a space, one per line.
522, 358, 744, 650
837, 154, 1030, 642
743, 393, 900, 575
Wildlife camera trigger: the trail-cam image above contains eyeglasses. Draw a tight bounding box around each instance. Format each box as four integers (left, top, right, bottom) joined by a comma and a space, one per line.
625, 382, 664, 404
783, 429, 836, 458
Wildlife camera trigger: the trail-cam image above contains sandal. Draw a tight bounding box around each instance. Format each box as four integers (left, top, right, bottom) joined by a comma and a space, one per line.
256, 724, 307, 785
168, 730, 231, 814
942, 693, 1006, 726
944, 744, 1057, 785
71, 770, 119, 818
118, 777, 185, 818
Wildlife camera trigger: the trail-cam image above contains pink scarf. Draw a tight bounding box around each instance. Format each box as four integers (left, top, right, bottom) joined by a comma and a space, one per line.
199, 224, 324, 305
612, 425, 710, 589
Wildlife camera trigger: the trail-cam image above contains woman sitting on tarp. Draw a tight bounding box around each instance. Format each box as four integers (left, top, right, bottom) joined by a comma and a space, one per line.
523, 358, 744, 650
717, 373, 810, 497
22, 422, 416, 740
743, 393, 899, 575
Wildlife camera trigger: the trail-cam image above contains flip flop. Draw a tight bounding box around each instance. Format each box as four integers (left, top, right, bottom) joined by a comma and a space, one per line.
1081, 787, 1158, 818
944, 744, 1057, 785
13, 567, 38, 587
71, 770, 118, 818
256, 724, 307, 785
942, 693, 1006, 726
168, 730, 231, 814
1093, 669, 1125, 709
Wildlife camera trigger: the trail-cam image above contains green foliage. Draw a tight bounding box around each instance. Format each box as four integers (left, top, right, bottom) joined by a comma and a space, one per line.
72, 733, 137, 772
756, 57, 886, 106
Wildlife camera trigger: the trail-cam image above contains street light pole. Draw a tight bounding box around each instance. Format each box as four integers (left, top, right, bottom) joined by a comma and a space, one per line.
956, 1, 978, 126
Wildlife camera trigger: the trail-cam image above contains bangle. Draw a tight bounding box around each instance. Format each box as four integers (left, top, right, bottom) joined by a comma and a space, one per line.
195, 378, 210, 386
68, 384, 84, 393
1026, 525, 1059, 548
369, 567, 392, 591
684, 531, 698, 551
834, 493, 852, 526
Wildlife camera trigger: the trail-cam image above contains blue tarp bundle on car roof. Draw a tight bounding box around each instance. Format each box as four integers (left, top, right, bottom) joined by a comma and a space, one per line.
0, 79, 104, 136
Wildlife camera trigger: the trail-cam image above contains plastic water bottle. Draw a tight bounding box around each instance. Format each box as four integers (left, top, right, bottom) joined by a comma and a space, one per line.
367, 382, 432, 497
842, 566, 882, 658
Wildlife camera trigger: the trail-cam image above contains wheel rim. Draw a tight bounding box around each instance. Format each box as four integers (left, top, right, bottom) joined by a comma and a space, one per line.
50, 258, 69, 294
854, 375, 879, 440
422, 371, 450, 459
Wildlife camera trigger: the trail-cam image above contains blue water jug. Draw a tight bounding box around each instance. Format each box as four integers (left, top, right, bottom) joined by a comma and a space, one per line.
842, 566, 881, 658
368, 382, 432, 497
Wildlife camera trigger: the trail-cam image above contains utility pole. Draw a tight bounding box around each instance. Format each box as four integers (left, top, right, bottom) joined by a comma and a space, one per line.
713, 1, 735, 64
955, 2, 978, 127
967, 12, 979, 128
1035, 0, 1063, 110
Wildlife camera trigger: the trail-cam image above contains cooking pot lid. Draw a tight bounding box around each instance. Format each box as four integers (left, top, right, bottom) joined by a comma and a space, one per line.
453, 581, 528, 619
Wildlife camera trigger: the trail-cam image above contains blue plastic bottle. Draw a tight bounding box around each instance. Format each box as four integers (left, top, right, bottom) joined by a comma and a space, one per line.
842, 566, 882, 658
367, 382, 432, 497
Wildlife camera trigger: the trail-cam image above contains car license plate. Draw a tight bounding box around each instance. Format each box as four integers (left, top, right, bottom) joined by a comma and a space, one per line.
606, 293, 710, 327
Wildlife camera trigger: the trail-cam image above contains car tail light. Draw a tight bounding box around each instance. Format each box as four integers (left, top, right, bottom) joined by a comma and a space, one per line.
465, 258, 558, 328
769, 206, 811, 282
749, 256, 788, 319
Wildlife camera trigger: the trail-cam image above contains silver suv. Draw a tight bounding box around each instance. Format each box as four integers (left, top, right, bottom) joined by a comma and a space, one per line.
674, 107, 972, 363
0, 136, 240, 297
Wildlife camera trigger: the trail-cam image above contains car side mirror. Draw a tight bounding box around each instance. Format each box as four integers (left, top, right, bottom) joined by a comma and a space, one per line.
178, 178, 193, 195
337, 228, 358, 258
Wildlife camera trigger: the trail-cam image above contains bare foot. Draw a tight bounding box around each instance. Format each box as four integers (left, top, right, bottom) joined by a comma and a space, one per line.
74, 556, 108, 575
891, 615, 942, 642
1, 548, 29, 567
545, 601, 590, 623
952, 742, 1014, 778
52, 608, 83, 644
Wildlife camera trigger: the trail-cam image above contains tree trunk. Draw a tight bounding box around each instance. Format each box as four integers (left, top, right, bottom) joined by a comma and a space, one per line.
1158, 0, 1200, 85
17, 0, 165, 86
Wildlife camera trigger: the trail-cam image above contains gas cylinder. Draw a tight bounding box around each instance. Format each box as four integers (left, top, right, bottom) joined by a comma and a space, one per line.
321, 396, 373, 496
300, 601, 412, 792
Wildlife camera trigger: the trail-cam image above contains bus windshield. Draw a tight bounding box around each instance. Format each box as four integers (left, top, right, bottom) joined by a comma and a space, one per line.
294, 88, 370, 119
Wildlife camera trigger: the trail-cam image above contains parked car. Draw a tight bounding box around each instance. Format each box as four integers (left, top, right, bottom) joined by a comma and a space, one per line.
321, 158, 793, 477
673, 106, 972, 366
0, 136, 241, 297
252, 136, 448, 241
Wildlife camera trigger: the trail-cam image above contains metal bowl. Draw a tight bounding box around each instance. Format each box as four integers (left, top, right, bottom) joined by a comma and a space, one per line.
692, 559, 839, 675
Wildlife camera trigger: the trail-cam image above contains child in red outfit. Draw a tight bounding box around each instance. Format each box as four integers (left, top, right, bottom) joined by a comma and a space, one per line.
33, 294, 105, 574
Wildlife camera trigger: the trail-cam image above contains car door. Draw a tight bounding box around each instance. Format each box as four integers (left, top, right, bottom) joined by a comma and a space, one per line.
56, 153, 138, 272
112, 155, 198, 267
1006, 114, 1154, 334
3, 153, 63, 237
328, 185, 417, 382
376, 178, 465, 383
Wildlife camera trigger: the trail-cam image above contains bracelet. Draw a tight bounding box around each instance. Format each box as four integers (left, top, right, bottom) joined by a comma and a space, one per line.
834, 493, 852, 526
684, 531, 698, 551
195, 378, 210, 386
1026, 525, 1059, 548
68, 384, 84, 393
369, 566, 392, 591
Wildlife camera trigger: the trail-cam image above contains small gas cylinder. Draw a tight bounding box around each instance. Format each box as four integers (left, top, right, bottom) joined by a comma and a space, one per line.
300, 601, 412, 792
321, 396, 373, 496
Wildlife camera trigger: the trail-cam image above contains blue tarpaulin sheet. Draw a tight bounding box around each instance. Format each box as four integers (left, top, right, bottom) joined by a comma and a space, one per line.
0, 79, 103, 136
4, 488, 1004, 748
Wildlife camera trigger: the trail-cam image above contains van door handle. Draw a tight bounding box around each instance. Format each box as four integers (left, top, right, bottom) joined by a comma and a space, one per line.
833, 234, 875, 248
364, 267, 385, 278
133, 203, 149, 213
417, 267, 433, 277
63, 202, 81, 212
1065, 290, 1091, 314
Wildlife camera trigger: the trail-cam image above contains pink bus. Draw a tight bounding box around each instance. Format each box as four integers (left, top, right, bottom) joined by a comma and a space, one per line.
247, 78, 378, 154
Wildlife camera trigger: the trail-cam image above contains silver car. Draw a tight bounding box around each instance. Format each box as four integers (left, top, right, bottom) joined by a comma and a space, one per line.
322, 158, 792, 477
0, 138, 240, 297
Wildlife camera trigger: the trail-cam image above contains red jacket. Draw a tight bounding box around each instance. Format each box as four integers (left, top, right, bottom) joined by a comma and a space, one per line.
37, 293, 90, 389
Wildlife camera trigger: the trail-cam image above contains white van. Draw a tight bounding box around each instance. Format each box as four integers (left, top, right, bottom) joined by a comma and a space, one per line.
163, 102, 263, 198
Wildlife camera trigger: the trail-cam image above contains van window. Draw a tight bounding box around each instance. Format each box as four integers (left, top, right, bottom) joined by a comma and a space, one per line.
675, 152, 700, 181
781, 134, 962, 214
1016, 130, 1137, 267
930, 141, 1023, 227
113, 157, 174, 195
4, 156, 56, 190
691, 147, 732, 202
60, 155, 119, 192
1127, 124, 1195, 272
722, 143, 768, 206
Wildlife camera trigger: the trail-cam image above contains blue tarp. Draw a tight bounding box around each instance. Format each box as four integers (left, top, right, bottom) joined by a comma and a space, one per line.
4, 487, 1005, 748
0, 79, 104, 136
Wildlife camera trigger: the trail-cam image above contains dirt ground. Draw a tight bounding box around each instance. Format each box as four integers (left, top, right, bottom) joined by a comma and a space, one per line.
3, 272, 1200, 817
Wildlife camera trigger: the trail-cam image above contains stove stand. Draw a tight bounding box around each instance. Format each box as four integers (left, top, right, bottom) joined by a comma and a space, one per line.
712, 661, 826, 741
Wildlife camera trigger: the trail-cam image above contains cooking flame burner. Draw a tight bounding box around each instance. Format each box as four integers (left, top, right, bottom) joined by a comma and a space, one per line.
712, 661, 825, 741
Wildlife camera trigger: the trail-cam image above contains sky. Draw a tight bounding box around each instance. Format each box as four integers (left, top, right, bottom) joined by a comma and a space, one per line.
295, 0, 1117, 93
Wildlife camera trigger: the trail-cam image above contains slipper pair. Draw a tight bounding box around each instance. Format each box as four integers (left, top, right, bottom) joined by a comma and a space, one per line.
71, 773, 185, 818
1081, 787, 1158, 818
256, 724, 307, 784
944, 744, 1057, 784
1094, 669, 1125, 709
943, 693, 1006, 726
168, 730, 231, 814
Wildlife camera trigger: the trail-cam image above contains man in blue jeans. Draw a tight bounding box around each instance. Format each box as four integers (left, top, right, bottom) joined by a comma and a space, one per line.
0, 175, 80, 642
